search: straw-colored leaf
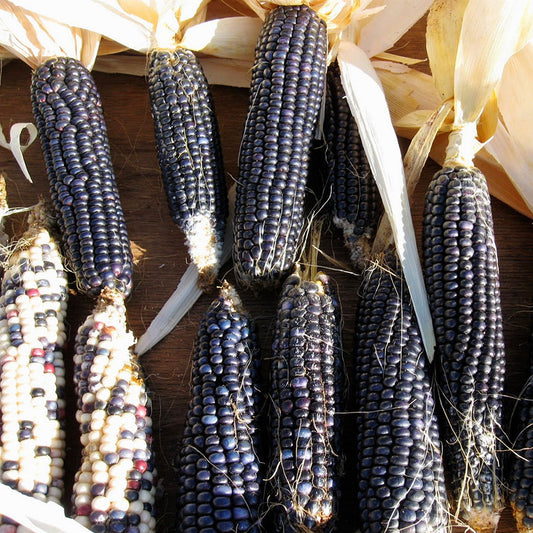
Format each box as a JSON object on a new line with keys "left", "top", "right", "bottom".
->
{"left": 498, "top": 43, "right": 533, "bottom": 165}
{"left": 376, "top": 64, "right": 440, "bottom": 124}
{"left": 337, "top": 39, "right": 435, "bottom": 361}
{"left": 358, "top": 0, "right": 432, "bottom": 59}
{"left": 486, "top": 121, "right": 533, "bottom": 216}
{"left": 7, "top": 0, "right": 152, "bottom": 53}
{"left": 0, "top": 121, "right": 38, "bottom": 183}
{"left": 0, "top": 483, "right": 92, "bottom": 533}
{"left": 403, "top": 99, "right": 453, "bottom": 197}
{"left": 426, "top": 0, "right": 468, "bottom": 102}
{"left": 180, "top": 16, "right": 261, "bottom": 60}
{"left": 374, "top": 51, "right": 424, "bottom": 66}
{"left": 0, "top": 1, "right": 101, "bottom": 68}
{"left": 454, "top": 0, "right": 533, "bottom": 127}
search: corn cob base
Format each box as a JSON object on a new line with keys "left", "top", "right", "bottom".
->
{"left": 31, "top": 56, "right": 133, "bottom": 298}
{"left": 353, "top": 254, "right": 449, "bottom": 533}
{"left": 174, "top": 283, "right": 262, "bottom": 532}
{"left": 72, "top": 288, "right": 156, "bottom": 533}
{"left": 422, "top": 166, "right": 505, "bottom": 532}
{"left": 0, "top": 205, "right": 68, "bottom": 528}
{"left": 268, "top": 269, "right": 344, "bottom": 532}
{"left": 148, "top": 48, "right": 227, "bottom": 290}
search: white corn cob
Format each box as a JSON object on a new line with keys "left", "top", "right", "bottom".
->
{"left": 0, "top": 203, "right": 68, "bottom": 530}
{"left": 72, "top": 288, "right": 156, "bottom": 533}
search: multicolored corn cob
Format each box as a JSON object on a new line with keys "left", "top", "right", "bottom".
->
{"left": 0, "top": 203, "right": 68, "bottom": 529}
{"left": 422, "top": 166, "right": 505, "bottom": 531}
{"left": 147, "top": 48, "right": 227, "bottom": 289}
{"left": 352, "top": 253, "right": 449, "bottom": 533}
{"left": 31, "top": 56, "right": 133, "bottom": 298}
{"left": 268, "top": 267, "right": 344, "bottom": 531}
{"left": 233, "top": 4, "right": 328, "bottom": 289}
{"left": 323, "top": 61, "right": 380, "bottom": 269}
{"left": 174, "top": 283, "right": 262, "bottom": 532}
{"left": 72, "top": 288, "right": 156, "bottom": 533}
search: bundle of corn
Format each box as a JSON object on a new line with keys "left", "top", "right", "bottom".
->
{"left": 0, "top": 2, "right": 135, "bottom": 299}
{"left": 323, "top": 60, "right": 381, "bottom": 270}
{"left": 72, "top": 288, "right": 156, "bottom": 533}
{"left": 398, "top": 1, "right": 533, "bottom": 530}
{"left": 352, "top": 251, "right": 449, "bottom": 533}
{"left": 174, "top": 283, "right": 262, "bottom": 532}
{"left": 0, "top": 200, "right": 69, "bottom": 529}
{"left": 265, "top": 221, "right": 344, "bottom": 531}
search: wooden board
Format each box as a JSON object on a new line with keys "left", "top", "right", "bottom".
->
{"left": 0, "top": 15, "right": 532, "bottom": 533}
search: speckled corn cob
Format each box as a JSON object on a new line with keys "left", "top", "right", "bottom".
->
{"left": 268, "top": 268, "right": 344, "bottom": 531}
{"left": 324, "top": 61, "right": 380, "bottom": 269}
{"left": 233, "top": 5, "right": 327, "bottom": 289}
{"left": 353, "top": 253, "right": 449, "bottom": 533}
{"left": 147, "top": 48, "right": 227, "bottom": 288}
{"left": 174, "top": 283, "right": 262, "bottom": 533}
{"left": 0, "top": 204, "right": 68, "bottom": 530}
{"left": 31, "top": 57, "right": 133, "bottom": 298}
{"left": 72, "top": 288, "right": 156, "bottom": 533}
{"left": 422, "top": 166, "right": 505, "bottom": 532}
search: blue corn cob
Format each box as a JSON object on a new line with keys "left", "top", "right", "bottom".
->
{"left": 233, "top": 5, "right": 328, "bottom": 289}
{"left": 174, "top": 283, "right": 262, "bottom": 532}
{"left": 268, "top": 268, "right": 344, "bottom": 531}
{"left": 422, "top": 166, "right": 505, "bottom": 532}
{"left": 30, "top": 57, "right": 133, "bottom": 298}
{"left": 324, "top": 61, "right": 381, "bottom": 269}
{"left": 508, "top": 318, "right": 533, "bottom": 533}
{"left": 147, "top": 48, "right": 227, "bottom": 288}
{"left": 352, "top": 253, "right": 449, "bottom": 533}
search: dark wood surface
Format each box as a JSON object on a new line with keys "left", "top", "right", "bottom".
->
{"left": 0, "top": 15, "right": 532, "bottom": 533}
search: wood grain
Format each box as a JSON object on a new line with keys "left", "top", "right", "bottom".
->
{"left": 0, "top": 15, "right": 531, "bottom": 533}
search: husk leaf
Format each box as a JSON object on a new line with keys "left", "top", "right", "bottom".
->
{"left": 426, "top": 0, "right": 468, "bottom": 102}
{"left": 338, "top": 40, "right": 435, "bottom": 361}
{"left": 358, "top": 0, "right": 432, "bottom": 59}
{"left": 453, "top": 0, "right": 533, "bottom": 130}
{"left": 8, "top": 0, "right": 209, "bottom": 52}
{"left": 0, "top": 121, "right": 38, "bottom": 182}
{"left": 0, "top": 483, "right": 92, "bottom": 533}
{"left": 180, "top": 16, "right": 261, "bottom": 60}
{"left": 0, "top": 0, "right": 101, "bottom": 69}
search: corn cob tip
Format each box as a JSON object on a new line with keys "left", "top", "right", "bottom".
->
{"left": 185, "top": 214, "right": 222, "bottom": 290}
{"left": 459, "top": 506, "right": 502, "bottom": 533}
{"left": 513, "top": 503, "right": 533, "bottom": 533}
{"left": 332, "top": 216, "right": 373, "bottom": 270}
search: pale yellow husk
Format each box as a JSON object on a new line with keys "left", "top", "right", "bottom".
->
{"left": 376, "top": 62, "right": 533, "bottom": 218}
{"left": 0, "top": 0, "right": 101, "bottom": 68}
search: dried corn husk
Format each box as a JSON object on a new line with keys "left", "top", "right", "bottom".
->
{"left": 377, "top": 63, "right": 533, "bottom": 218}
{"left": 394, "top": 0, "right": 533, "bottom": 213}
{"left": 0, "top": 0, "right": 101, "bottom": 69}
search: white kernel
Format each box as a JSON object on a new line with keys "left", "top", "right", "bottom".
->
{"left": 74, "top": 493, "right": 91, "bottom": 507}
{"left": 92, "top": 470, "right": 109, "bottom": 484}
{"left": 91, "top": 495, "right": 111, "bottom": 512}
